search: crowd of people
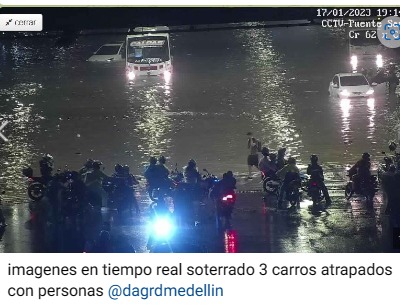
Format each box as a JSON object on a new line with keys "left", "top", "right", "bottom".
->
{"left": 245, "top": 132, "right": 394, "bottom": 210}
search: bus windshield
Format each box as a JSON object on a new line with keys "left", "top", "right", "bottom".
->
{"left": 126, "top": 36, "right": 169, "bottom": 64}
{"left": 349, "top": 30, "right": 381, "bottom": 46}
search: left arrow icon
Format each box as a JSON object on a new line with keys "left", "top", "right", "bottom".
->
{"left": 0, "top": 121, "right": 9, "bottom": 142}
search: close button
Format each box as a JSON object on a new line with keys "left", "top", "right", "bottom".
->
{"left": 0, "top": 14, "right": 43, "bottom": 31}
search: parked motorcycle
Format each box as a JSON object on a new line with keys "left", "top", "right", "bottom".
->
{"left": 345, "top": 174, "right": 378, "bottom": 204}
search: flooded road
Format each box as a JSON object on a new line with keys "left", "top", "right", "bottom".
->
{"left": 0, "top": 25, "right": 399, "bottom": 252}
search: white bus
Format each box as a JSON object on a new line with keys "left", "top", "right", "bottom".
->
{"left": 125, "top": 26, "right": 172, "bottom": 82}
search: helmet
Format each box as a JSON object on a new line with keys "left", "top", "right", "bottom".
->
{"left": 287, "top": 157, "right": 296, "bottom": 165}
{"left": 122, "top": 165, "right": 130, "bottom": 175}
{"left": 188, "top": 159, "right": 196, "bottom": 168}
{"left": 159, "top": 155, "right": 166, "bottom": 164}
{"left": 269, "top": 153, "right": 277, "bottom": 161}
{"left": 226, "top": 171, "right": 233, "bottom": 177}
{"left": 362, "top": 152, "right": 370, "bottom": 160}
{"left": 310, "top": 154, "right": 318, "bottom": 163}
{"left": 114, "top": 163, "right": 123, "bottom": 174}
{"left": 389, "top": 142, "right": 397, "bottom": 152}
{"left": 92, "top": 160, "right": 103, "bottom": 169}
{"left": 261, "top": 147, "right": 269, "bottom": 156}
{"left": 84, "top": 159, "right": 94, "bottom": 168}
{"left": 42, "top": 153, "right": 54, "bottom": 162}
{"left": 278, "top": 147, "right": 286, "bottom": 155}
{"left": 149, "top": 157, "right": 157, "bottom": 165}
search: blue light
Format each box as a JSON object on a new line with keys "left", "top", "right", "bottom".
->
{"left": 153, "top": 217, "right": 174, "bottom": 238}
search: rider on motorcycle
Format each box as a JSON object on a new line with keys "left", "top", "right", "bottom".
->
{"left": 144, "top": 157, "right": 159, "bottom": 197}
{"left": 39, "top": 153, "right": 53, "bottom": 181}
{"left": 348, "top": 152, "right": 372, "bottom": 192}
{"left": 210, "top": 171, "right": 237, "bottom": 200}
{"left": 276, "top": 157, "right": 300, "bottom": 209}
{"left": 183, "top": 159, "right": 202, "bottom": 201}
{"left": 258, "top": 147, "right": 270, "bottom": 176}
{"left": 79, "top": 159, "right": 94, "bottom": 178}
{"left": 277, "top": 148, "right": 287, "bottom": 170}
{"left": 184, "top": 159, "right": 202, "bottom": 184}
{"left": 84, "top": 160, "right": 107, "bottom": 208}
{"left": 306, "top": 154, "right": 332, "bottom": 205}
{"left": 157, "top": 155, "right": 171, "bottom": 188}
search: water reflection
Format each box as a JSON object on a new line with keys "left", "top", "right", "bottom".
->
{"left": 127, "top": 82, "right": 173, "bottom": 163}
{"left": 367, "top": 98, "right": 376, "bottom": 140}
{"left": 340, "top": 99, "right": 352, "bottom": 144}
{"left": 234, "top": 29, "right": 303, "bottom": 158}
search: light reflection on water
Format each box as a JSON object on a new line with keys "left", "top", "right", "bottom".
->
{"left": 234, "top": 29, "right": 303, "bottom": 159}
{"left": 0, "top": 28, "right": 397, "bottom": 252}
{"left": 127, "top": 81, "right": 174, "bottom": 163}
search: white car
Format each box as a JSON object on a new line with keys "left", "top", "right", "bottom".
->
{"left": 328, "top": 73, "right": 376, "bottom": 99}
{"left": 88, "top": 43, "right": 124, "bottom": 62}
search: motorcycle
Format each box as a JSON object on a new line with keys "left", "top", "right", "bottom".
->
{"left": 261, "top": 171, "right": 280, "bottom": 197}
{"left": 285, "top": 178, "right": 302, "bottom": 208}
{"left": 304, "top": 175, "right": 324, "bottom": 206}
{"left": 378, "top": 151, "right": 400, "bottom": 182}
{"left": 103, "top": 175, "right": 138, "bottom": 214}
{"left": 58, "top": 170, "right": 87, "bottom": 217}
{"left": 147, "top": 200, "right": 176, "bottom": 250}
{"left": 22, "top": 167, "right": 50, "bottom": 201}
{"left": 201, "top": 169, "right": 219, "bottom": 198}
{"left": 344, "top": 174, "right": 378, "bottom": 204}
{"left": 215, "top": 190, "right": 236, "bottom": 231}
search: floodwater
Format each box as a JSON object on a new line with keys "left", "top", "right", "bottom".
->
{"left": 0, "top": 25, "right": 399, "bottom": 252}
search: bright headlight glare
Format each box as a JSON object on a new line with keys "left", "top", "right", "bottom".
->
{"left": 153, "top": 217, "right": 173, "bottom": 238}
{"left": 164, "top": 70, "right": 172, "bottom": 82}
{"left": 127, "top": 71, "right": 135, "bottom": 80}
{"left": 366, "top": 89, "right": 374, "bottom": 95}
{"left": 340, "top": 90, "right": 350, "bottom": 96}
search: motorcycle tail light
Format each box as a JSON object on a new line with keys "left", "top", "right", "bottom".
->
{"left": 222, "top": 194, "right": 234, "bottom": 201}
{"left": 311, "top": 182, "right": 318, "bottom": 186}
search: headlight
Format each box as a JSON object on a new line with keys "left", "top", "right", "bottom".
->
{"left": 340, "top": 89, "right": 350, "bottom": 97}
{"left": 376, "top": 54, "right": 383, "bottom": 68}
{"left": 127, "top": 71, "right": 135, "bottom": 80}
{"left": 366, "top": 89, "right": 374, "bottom": 95}
{"left": 164, "top": 70, "right": 172, "bottom": 83}
{"left": 153, "top": 217, "right": 173, "bottom": 238}
{"left": 351, "top": 55, "right": 358, "bottom": 70}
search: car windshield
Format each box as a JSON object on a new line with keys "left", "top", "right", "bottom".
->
{"left": 340, "top": 75, "right": 369, "bottom": 86}
{"left": 95, "top": 45, "right": 120, "bottom": 55}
